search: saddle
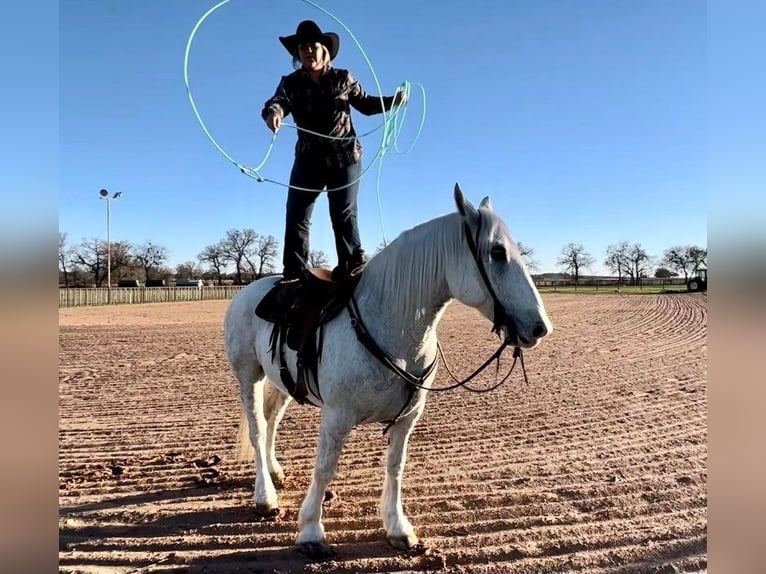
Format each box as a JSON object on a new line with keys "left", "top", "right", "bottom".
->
{"left": 255, "top": 267, "right": 362, "bottom": 404}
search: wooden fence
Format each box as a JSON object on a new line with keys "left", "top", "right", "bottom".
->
{"left": 59, "top": 286, "right": 245, "bottom": 308}
{"left": 535, "top": 277, "right": 688, "bottom": 290}
{"left": 60, "top": 277, "right": 691, "bottom": 308}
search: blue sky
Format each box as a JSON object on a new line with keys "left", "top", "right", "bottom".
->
{"left": 56, "top": 0, "right": 708, "bottom": 275}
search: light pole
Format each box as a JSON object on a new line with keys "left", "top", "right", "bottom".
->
{"left": 99, "top": 189, "right": 122, "bottom": 303}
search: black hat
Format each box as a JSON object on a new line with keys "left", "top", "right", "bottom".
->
{"left": 279, "top": 20, "right": 339, "bottom": 60}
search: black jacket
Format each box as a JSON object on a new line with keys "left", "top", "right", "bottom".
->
{"left": 262, "top": 67, "right": 394, "bottom": 169}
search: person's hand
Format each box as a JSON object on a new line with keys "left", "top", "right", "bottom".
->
{"left": 393, "top": 90, "right": 408, "bottom": 106}
{"left": 266, "top": 112, "right": 282, "bottom": 133}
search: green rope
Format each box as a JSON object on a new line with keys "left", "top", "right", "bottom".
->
{"left": 183, "top": 0, "right": 426, "bottom": 243}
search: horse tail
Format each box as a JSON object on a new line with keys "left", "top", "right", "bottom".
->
{"left": 236, "top": 406, "right": 255, "bottom": 462}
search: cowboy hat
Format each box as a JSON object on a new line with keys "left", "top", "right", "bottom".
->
{"left": 279, "top": 20, "right": 340, "bottom": 60}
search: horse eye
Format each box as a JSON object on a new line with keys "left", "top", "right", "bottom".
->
{"left": 490, "top": 245, "right": 507, "bottom": 260}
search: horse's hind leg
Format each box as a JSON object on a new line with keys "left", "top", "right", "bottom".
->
{"left": 235, "top": 361, "right": 279, "bottom": 514}
{"left": 263, "top": 383, "right": 291, "bottom": 488}
{"left": 382, "top": 404, "right": 425, "bottom": 551}
{"left": 296, "top": 409, "right": 354, "bottom": 558}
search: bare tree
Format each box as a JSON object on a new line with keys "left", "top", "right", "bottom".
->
{"left": 70, "top": 238, "right": 107, "bottom": 286}
{"left": 58, "top": 232, "right": 71, "bottom": 287}
{"left": 70, "top": 238, "right": 131, "bottom": 286}
{"left": 604, "top": 241, "right": 630, "bottom": 285}
{"left": 221, "top": 229, "right": 258, "bottom": 284}
{"left": 254, "top": 235, "right": 279, "bottom": 277}
{"left": 626, "top": 243, "right": 653, "bottom": 285}
{"left": 175, "top": 261, "right": 199, "bottom": 280}
{"left": 109, "top": 241, "right": 134, "bottom": 282}
{"left": 557, "top": 243, "right": 595, "bottom": 286}
{"left": 132, "top": 242, "right": 168, "bottom": 282}
{"left": 515, "top": 241, "right": 540, "bottom": 271}
{"left": 198, "top": 242, "right": 228, "bottom": 285}
{"left": 661, "top": 245, "right": 695, "bottom": 282}
{"left": 688, "top": 245, "right": 707, "bottom": 274}
{"left": 308, "top": 249, "right": 330, "bottom": 269}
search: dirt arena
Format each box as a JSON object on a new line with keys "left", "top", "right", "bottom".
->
{"left": 59, "top": 293, "right": 707, "bottom": 574}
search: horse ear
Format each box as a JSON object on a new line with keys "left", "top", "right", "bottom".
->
{"left": 454, "top": 183, "right": 477, "bottom": 218}
{"left": 479, "top": 196, "right": 492, "bottom": 210}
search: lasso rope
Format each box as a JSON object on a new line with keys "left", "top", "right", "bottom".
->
{"left": 183, "top": 0, "right": 426, "bottom": 244}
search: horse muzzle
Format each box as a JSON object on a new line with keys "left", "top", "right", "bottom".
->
{"left": 499, "top": 320, "right": 549, "bottom": 349}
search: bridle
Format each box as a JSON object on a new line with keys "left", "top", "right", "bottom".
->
{"left": 462, "top": 213, "right": 517, "bottom": 343}
{"left": 346, "top": 210, "right": 529, "bottom": 433}
{"left": 440, "top": 214, "right": 528, "bottom": 390}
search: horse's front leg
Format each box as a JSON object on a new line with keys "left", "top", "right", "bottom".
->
{"left": 382, "top": 401, "right": 424, "bottom": 551}
{"left": 296, "top": 409, "right": 353, "bottom": 558}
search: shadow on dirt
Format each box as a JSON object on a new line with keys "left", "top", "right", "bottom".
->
{"left": 60, "top": 484, "right": 445, "bottom": 573}
{"left": 156, "top": 539, "right": 443, "bottom": 574}
{"left": 61, "top": 486, "right": 219, "bottom": 516}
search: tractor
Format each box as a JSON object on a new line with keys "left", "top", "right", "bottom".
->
{"left": 687, "top": 268, "right": 707, "bottom": 292}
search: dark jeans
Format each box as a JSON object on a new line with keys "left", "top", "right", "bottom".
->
{"left": 283, "top": 157, "right": 364, "bottom": 279}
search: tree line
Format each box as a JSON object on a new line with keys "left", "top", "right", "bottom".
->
{"left": 59, "top": 230, "right": 706, "bottom": 288}
{"left": 58, "top": 230, "right": 329, "bottom": 287}
{"left": 555, "top": 242, "right": 707, "bottom": 285}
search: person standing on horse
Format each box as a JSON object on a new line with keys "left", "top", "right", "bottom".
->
{"left": 262, "top": 20, "right": 406, "bottom": 283}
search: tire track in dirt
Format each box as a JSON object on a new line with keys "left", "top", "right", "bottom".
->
{"left": 59, "top": 294, "right": 707, "bottom": 573}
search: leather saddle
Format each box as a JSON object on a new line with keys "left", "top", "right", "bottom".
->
{"left": 255, "top": 267, "right": 362, "bottom": 404}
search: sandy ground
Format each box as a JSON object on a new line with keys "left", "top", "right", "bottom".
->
{"left": 59, "top": 293, "right": 707, "bottom": 573}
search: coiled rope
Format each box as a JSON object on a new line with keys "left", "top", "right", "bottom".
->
{"left": 183, "top": 0, "right": 425, "bottom": 244}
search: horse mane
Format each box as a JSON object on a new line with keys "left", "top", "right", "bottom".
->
{"left": 360, "top": 212, "right": 463, "bottom": 327}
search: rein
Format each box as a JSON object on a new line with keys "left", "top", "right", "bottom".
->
{"left": 349, "top": 294, "right": 511, "bottom": 393}
{"left": 347, "top": 213, "right": 529, "bottom": 432}
{"left": 347, "top": 295, "right": 438, "bottom": 388}
{"left": 437, "top": 342, "right": 529, "bottom": 393}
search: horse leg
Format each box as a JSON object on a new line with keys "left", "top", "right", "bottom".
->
{"left": 296, "top": 409, "right": 353, "bottom": 558}
{"left": 263, "top": 383, "right": 291, "bottom": 489}
{"left": 382, "top": 405, "right": 424, "bottom": 551}
{"left": 237, "top": 363, "right": 279, "bottom": 515}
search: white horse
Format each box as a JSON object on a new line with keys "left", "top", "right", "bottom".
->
{"left": 224, "top": 184, "right": 552, "bottom": 557}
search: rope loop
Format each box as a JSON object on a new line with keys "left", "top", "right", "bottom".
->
{"left": 184, "top": 0, "right": 425, "bottom": 185}
{"left": 183, "top": 0, "right": 426, "bottom": 243}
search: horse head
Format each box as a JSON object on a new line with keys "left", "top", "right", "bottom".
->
{"left": 449, "top": 184, "right": 553, "bottom": 349}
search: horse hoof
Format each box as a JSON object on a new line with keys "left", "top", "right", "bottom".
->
{"left": 254, "top": 504, "right": 280, "bottom": 520}
{"left": 298, "top": 541, "right": 336, "bottom": 560}
{"left": 388, "top": 534, "right": 423, "bottom": 554}
{"left": 270, "top": 472, "right": 286, "bottom": 489}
